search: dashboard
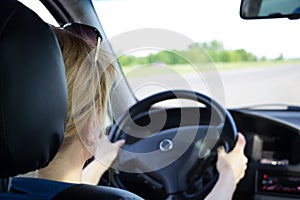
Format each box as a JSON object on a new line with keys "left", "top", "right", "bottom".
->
{"left": 230, "top": 109, "right": 300, "bottom": 200}
{"left": 104, "top": 106, "right": 300, "bottom": 200}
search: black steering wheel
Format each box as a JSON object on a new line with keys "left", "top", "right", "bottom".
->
{"left": 108, "top": 90, "right": 237, "bottom": 200}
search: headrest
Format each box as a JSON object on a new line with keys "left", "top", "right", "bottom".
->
{"left": 0, "top": 1, "right": 68, "bottom": 178}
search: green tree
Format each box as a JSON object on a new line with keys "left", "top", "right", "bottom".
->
{"left": 275, "top": 53, "right": 284, "bottom": 61}
{"left": 118, "top": 40, "right": 261, "bottom": 67}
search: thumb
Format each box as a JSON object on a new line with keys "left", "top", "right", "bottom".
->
{"left": 234, "top": 132, "right": 246, "bottom": 153}
{"left": 113, "top": 139, "right": 126, "bottom": 148}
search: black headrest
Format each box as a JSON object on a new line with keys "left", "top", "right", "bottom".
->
{"left": 0, "top": 1, "right": 67, "bottom": 178}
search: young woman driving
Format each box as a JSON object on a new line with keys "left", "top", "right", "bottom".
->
{"left": 39, "top": 23, "right": 247, "bottom": 200}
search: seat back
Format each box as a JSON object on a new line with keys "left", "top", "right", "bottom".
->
{"left": 0, "top": 0, "right": 67, "bottom": 181}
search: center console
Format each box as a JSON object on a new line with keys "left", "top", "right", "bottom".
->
{"left": 256, "top": 170, "right": 300, "bottom": 199}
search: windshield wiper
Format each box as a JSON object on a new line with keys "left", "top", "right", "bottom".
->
{"left": 237, "top": 103, "right": 300, "bottom": 111}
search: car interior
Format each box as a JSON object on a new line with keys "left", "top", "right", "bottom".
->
{"left": 0, "top": 1, "right": 142, "bottom": 199}
{"left": 1, "top": 0, "right": 300, "bottom": 200}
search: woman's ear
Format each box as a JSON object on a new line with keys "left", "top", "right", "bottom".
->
{"left": 84, "top": 113, "right": 96, "bottom": 147}
{"left": 82, "top": 108, "right": 102, "bottom": 150}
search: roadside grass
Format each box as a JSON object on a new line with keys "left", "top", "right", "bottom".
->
{"left": 214, "top": 59, "right": 300, "bottom": 70}
{"left": 121, "top": 59, "right": 300, "bottom": 77}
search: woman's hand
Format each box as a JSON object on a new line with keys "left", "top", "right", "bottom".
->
{"left": 205, "top": 132, "right": 248, "bottom": 200}
{"left": 216, "top": 132, "right": 248, "bottom": 185}
{"left": 94, "top": 135, "right": 125, "bottom": 168}
{"left": 82, "top": 136, "right": 125, "bottom": 185}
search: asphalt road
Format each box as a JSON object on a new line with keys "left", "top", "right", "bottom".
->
{"left": 218, "top": 63, "right": 300, "bottom": 108}
{"left": 126, "top": 62, "right": 300, "bottom": 108}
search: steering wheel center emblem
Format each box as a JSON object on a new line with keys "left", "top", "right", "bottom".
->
{"left": 159, "top": 139, "right": 173, "bottom": 152}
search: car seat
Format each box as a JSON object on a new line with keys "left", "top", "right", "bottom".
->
{"left": 0, "top": 1, "right": 142, "bottom": 199}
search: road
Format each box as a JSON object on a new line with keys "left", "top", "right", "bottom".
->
{"left": 218, "top": 63, "right": 300, "bottom": 108}
{"left": 125, "top": 62, "right": 300, "bottom": 108}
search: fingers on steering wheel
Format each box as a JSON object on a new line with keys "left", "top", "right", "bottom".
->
{"left": 217, "top": 146, "right": 226, "bottom": 155}
{"left": 113, "top": 139, "right": 126, "bottom": 148}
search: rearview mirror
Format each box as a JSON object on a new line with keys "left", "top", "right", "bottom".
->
{"left": 240, "top": 0, "right": 300, "bottom": 20}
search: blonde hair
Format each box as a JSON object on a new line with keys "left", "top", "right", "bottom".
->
{"left": 53, "top": 28, "right": 115, "bottom": 148}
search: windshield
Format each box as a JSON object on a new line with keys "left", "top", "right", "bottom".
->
{"left": 92, "top": 0, "right": 300, "bottom": 108}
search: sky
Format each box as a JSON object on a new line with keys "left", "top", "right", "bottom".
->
{"left": 19, "top": 0, "right": 300, "bottom": 59}
{"left": 93, "top": 0, "right": 300, "bottom": 59}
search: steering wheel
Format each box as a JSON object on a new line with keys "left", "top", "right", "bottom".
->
{"left": 108, "top": 90, "right": 237, "bottom": 199}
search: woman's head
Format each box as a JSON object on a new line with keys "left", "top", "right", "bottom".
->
{"left": 53, "top": 26, "right": 115, "bottom": 155}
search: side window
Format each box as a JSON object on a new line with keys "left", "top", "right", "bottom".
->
{"left": 18, "top": 0, "right": 58, "bottom": 26}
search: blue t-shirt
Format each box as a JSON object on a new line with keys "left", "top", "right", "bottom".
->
{"left": 0, "top": 177, "right": 75, "bottom": 200}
